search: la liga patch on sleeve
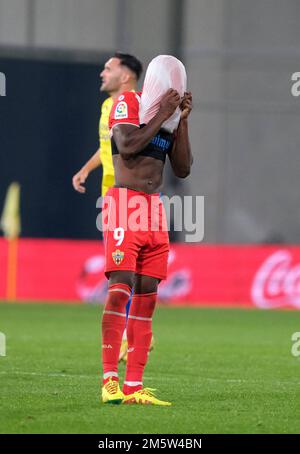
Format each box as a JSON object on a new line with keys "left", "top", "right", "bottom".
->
{"left": 114, "top": 101, "right": 128, "bottom": 119}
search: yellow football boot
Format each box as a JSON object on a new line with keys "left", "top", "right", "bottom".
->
{"left": 123, "top": 388, "right": 171, "bottom": 406}
{"left": 102, "top": 377, "right": 124, "bottom": 404}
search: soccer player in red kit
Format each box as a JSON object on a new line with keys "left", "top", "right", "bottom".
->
{"left": 101, "top": 82, "right": 193, "bottom": 405}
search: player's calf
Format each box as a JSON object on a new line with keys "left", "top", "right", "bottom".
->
{"left": 102, "top": 282, "right": 132, "bottom": 384}
{"left": 123, "top": 291, "right": 156, "bottom": 395}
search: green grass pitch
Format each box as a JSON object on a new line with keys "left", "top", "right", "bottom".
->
{"left": 1, "top": 302, "right": 300, "bottom": 434}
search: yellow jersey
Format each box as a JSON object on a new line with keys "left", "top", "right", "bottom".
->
{"left": 99, "top": 97, "right": 114, "bottom": 196}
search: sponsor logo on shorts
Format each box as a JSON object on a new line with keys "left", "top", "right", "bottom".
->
{"left": 112, "top": 249, "right": 125, "bottom": 265}
{"left": 114, "top": 101, "right": 128, "bottom": 119}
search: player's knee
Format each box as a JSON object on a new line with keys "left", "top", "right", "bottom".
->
{"left": 108, "top": 270, "right": 134, "bottom": 289}
{"left": 105, "top": 280, "right": 133, "bottom": 312}
{"left": 134, "top": 274, "right": 159, "bottom": 294}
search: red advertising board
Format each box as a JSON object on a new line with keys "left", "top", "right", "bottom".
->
{"left": 1, "top": 238, "right": 300, "bottom": 308}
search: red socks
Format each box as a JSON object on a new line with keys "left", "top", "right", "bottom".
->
{"left": 123, "top": 292, "right": 157, "bottom": 395}
{"left": 102, "top": 283, "right": 131, "bottom": 383}
{"left": 102, "top": 287, "right": 157, "bottom": 393}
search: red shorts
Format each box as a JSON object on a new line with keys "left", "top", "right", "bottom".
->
{"left": 102, "top": 187, "right": 169, "bottom": 280}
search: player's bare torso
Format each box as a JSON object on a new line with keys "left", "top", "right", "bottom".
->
{"left": 112, "top": 154, "right": 164, "bottom": 194}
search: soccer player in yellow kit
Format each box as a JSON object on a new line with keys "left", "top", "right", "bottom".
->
{"left": 73, "top": 53, "right": 142, "bottom": 198}
{"left": 72, "top": 53, "right": 144, "bottom": 361}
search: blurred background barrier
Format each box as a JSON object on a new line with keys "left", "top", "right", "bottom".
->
{"left": 0, "top": 56, "right": 106, "bottom": 239}
{"left": 1, "top": 237, "right": 300, "bottom": 308}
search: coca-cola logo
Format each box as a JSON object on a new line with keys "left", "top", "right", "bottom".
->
{"left": 251, "top": 250, "right": 300, "bottom": 309}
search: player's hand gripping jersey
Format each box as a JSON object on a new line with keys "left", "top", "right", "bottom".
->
{"left": 139, "top": 55, "right": 187, "bottom": 133}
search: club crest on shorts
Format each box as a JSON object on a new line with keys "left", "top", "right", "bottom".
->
{"left": 112, "top": 249, "right": 124, "bottom": 265}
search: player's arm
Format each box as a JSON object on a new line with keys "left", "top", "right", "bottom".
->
{"left": 168, "top": 92, "right": 193, "bottom": 178}
{"left": 72, "top": 148, "right": 102, "bottom": 193}
{"left": 112, "top": 89, "right": 181, "bottom": 160}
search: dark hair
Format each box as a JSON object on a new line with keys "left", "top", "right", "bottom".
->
{"left": 114, "top": 52, "right": 143, "bottom": 80}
